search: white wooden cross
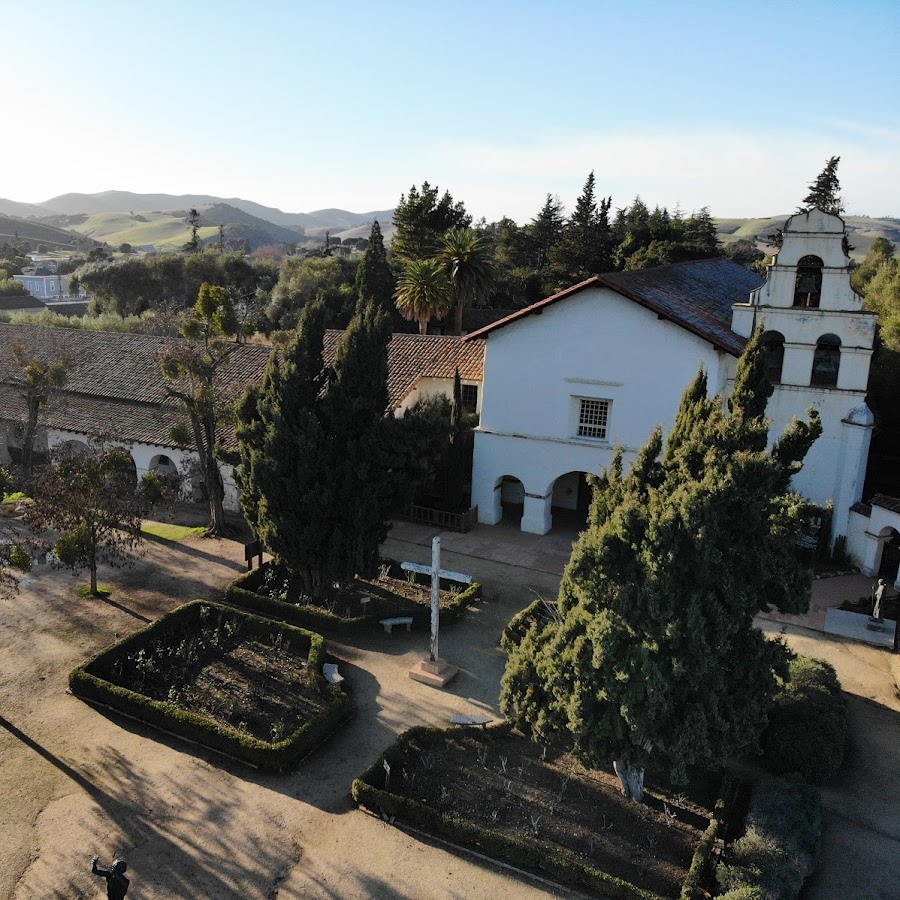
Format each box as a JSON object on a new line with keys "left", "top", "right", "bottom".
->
{"left": 401, "top": 535, "right": 472, "bottom": 663}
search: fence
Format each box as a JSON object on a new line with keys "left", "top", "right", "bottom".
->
{"left": 399, "top": 504, "right": 478, "bottom": 533}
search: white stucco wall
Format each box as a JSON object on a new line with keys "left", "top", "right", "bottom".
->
{"left": 395, "top": 376, "right": 483, "bottom": 417}
{"left": 846, "top": 504, "right": 900, "bottom": 589}
{"left": 471, "top": 285, "right": 734, "bottom": 533}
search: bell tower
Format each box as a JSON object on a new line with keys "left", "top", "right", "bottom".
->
{"left": 731, "top": 209, "right": 877, "bottom": 542}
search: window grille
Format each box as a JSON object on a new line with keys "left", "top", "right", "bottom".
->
{"left": 578, "top": 398, "right": 610, "bottom": 439}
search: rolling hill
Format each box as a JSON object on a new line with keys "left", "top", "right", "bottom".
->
{"left": 0, "top": 214, "right": 99, "bottom": 251}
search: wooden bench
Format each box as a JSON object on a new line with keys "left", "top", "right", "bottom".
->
{"left": 380, "top": 616, "right": 413, "bottom": 633}
{"left": 322, "top": 663, "right": 345, "bottom": 685}
{"left": 451, "top": 713, "right": 493, "bottom": 728}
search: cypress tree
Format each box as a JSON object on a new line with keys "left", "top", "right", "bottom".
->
{"left": 236, "top": 299, "right": 395, "bottom": 601}
{"left": 800, "top": 156, "right": 844, "bottom": 215}
{"left": 354, "top": 220, "right": 394, "bottom": 314}
{"left": 501, "top": 343, "right": 822, "bottom": 801}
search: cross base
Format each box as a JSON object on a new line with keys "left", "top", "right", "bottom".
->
{"left": 408, "top": 656, "right": 459, "bottom": 688}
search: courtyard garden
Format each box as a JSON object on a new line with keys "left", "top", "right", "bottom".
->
{"left": 69, "top": 600, "right": 351, "bottom": 769}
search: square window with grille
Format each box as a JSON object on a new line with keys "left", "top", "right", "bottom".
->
{"left": 577, "top": 398, "right": 610, "bottom": 439}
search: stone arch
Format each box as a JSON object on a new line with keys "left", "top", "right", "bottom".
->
{"left": 498, "top": 475, "right": 524, "bottom": 525}
{"left": 550, "top": 470, "right": 593, "bottom": 531}
{"left": 811, "top": 333, "right": 841, "bottom": 387}
{"left": 761, "top": 330, "right": 785, "bottom": 383}
{"left": 876, "top": 526, "right": 900, "bottom": 585}
{"left": 793, "top": 255, "right": 823, "bottom": 308}
{"left": 149, "top": 453, "right": 178, "bottom": 475}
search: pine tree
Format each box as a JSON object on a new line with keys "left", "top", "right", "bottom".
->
{"left": 547, "top": 172, "right": 612, "bottom": 290}
{"left": 800, "top": 156, "right": 844, "bottom": 215}
{"left": 501, "top": 327, "right": 822, "bottom": 801}
{"left": 237, "top": 299, "right": 396, "bottom": 601}
{"left": 528, "top": 194, "right": 565, "bottom": 272}
{"left": 392, "top": 182, "right": 471, "bottom": 261}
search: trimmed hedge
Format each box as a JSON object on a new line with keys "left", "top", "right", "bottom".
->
{"left": 69, "top": 600, "right": 352, "bottom": 770}
{"left": 761, "top": 655, "right": 848, "bottom": 784}
{"left": 225, "top": 558, "right": 481, "bottom": 633}
{"left": 680, "top": 796, "right": 727, "bottom": 900}
{"left": 351, "top": 724, "right": 663, "bottom": 900}
{"left": 716, "top": 775, "right": 821, "bottom": 900}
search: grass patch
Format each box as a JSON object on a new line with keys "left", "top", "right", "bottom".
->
{"left": 75, "top": 584, "right": 112, "bottom": 599}
{"left": 141, "top": 521, "right": 206, "bottom": 542}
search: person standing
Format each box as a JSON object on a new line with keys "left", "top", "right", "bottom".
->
{"left": 91, "top": 856, "right": 130, "bottom": 899}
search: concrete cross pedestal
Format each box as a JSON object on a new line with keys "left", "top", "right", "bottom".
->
{"left": 403, "top": 535, "right": 472, "bottom": 689}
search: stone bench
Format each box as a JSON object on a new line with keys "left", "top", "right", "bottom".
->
{"left": 380, "top": 616, "right": 413, "bottom": 634}
{"left": 450, "top": 713, "right": 493, "bottom": 728}
{"left": 322, "top": 663, "right": 344, "bottom": 685}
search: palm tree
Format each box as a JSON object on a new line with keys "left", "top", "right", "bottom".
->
{"left": 394, "top": 258, "right": 454, "bottom": 335}
{"left": 439, "top": 227, "right": 496, "bottom": 335}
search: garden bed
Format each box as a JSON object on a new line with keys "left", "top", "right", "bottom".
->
{"left": 69, "top": 600, "right": 352, "bottom": 770}
{"left": 225, "top": 558, "right": 481, "bottom": 632}
{"left": 352, "top": 725, "right": 720, "bottom": 899}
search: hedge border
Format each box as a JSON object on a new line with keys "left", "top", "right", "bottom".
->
{"left": 69, "top": 600, "right": 353, "bottom": 770}
{"left": 351, "top": 724, "right": 663, "bottom": 900}
{"left": 225, "top": 558, "right": 482, "bottom": 633}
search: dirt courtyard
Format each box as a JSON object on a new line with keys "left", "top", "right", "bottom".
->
{"left": 0, "top": 521, "right": 567, "bottom": 899}
{"left": 2, "top": 515, "right": 899, "bottom": 899}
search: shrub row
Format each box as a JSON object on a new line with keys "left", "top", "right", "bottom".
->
{"left": 351, "top": 724, "right": 662, "bottom": 900}
{"left": 225, "top": 558, "right": 481, "bottom": 633}
{"left": 69, "top": 600, "right": 353, "bottom": 770}
{"left": 680, "top": 796, "right": 727, "bottom": 900}
{"left": 716, "top": 775, "right": 821, "bottom": 900}
{"left": 761, "top": 655, "right": 848, "bottom": 784}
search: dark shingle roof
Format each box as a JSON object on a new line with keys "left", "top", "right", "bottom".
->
{"left": 0, "top": 295, "right": 45, "bottom": 311}
{"left": 464, "top": 259, "right": 763, "bottom": 356}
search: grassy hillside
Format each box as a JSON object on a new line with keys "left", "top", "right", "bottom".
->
{"left": 0, "top": 214, "right": 98, "bottom": 250}
{"left": 715, "top": 215, "right": 900, "bottom": 260}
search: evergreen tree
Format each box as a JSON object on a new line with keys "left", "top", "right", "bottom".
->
{"left": 800, "top": 156, "right": 844, "bottom": 215}
{"left": 547, "top": 172, "right": 612, "bottom": 289}
{"left": 183, "top": 208, "right": 201, "bottom": 254}
{"left": 392, "top": 182, "right": 471, "bottom": 261}
{"left": 501, "top": 328, "right": 822, "bottom": 801}
{"left": 528, "top": 194, "right": 565, "bottom": 272}
{"left": 354, "top": 220, "right": 395, "bottom": 315}
{"left": 237, "top": 299, "right": 396, "bottom": 601}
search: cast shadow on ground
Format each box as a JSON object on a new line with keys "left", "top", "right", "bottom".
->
{"left": 1, "top": 714, "right": 297, "bottom": 898}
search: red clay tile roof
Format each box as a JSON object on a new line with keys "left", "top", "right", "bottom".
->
{"left": 464, "top": 259, "right": 763, "bottom": 356}
{"left": 324, "top": 330, "right": 484, "bottom": 409}
{"left": 0, "top": 323, "right": 485, "bottom": 447}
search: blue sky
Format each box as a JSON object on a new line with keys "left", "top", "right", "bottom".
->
{"left": 5, "top": 0, "right": 899, "bottom": 222}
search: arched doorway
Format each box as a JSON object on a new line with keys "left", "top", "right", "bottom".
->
{"left": 499, "top": 475, "right": 524, "bottom": 525}
{"left": 877, "top": 527, "right": 900, "bottom": 585}
{"left": 551, "top": 471, "right": 592, "bottom": 531}
{"left": 149, "top": 453, "right": 178, "bottom": 476}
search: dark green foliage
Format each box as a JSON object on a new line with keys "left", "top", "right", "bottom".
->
{"left": 394, "top": 257, "right": 454, "bottom": 334}
{"left": 681, "top": 797, "right": 727, "bottom": 900}
{"left": 354, "top": 220, "right": 394, "bottom": 315}
{"left": 547, "top": 172, "right": 613, "bottom": 289}
{"left": 728, "top": 326, "right": 774, "bottom": 423}
{"left": 69, "top": 600, "right": 352, "bottom": 770}
{"left": 445, "top": 370, "right": 467, "bottom": 511}
{"left": 761, "top": 656, "right": 847, "bottom": 783}
{"left": 237, "top": 299, "right": 400, "bottom": 601}
{"left": 391, "top": 182, "right": 471, "bottom": 261}
{"left": 800, "top": 156, "right": 844, "bottom": 216}
{"left": 77, "top": 250, "right": 275, "bottom": 319}
{"left": 716, "top": 776, "right": 821, "bottom": 900}
{"left": 438, "top": 227, "right": 496, "bottom": 334}
{"left": 501, "top": 336, "right": 822, "bottom": 789}
{"left": 267, "top": 253, "right": 358, "bottom": 330}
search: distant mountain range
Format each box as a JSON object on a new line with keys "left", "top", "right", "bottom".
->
{"left": 1, "top": 190, "right": 898, "bottom": 259}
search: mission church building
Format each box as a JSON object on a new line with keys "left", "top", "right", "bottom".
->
{"left": 467, "top": 209, "right": 877, "bottom": 558}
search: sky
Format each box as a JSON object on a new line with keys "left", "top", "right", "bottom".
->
{"left": 4, "top": 0, "right": 899, "bottom": 223}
